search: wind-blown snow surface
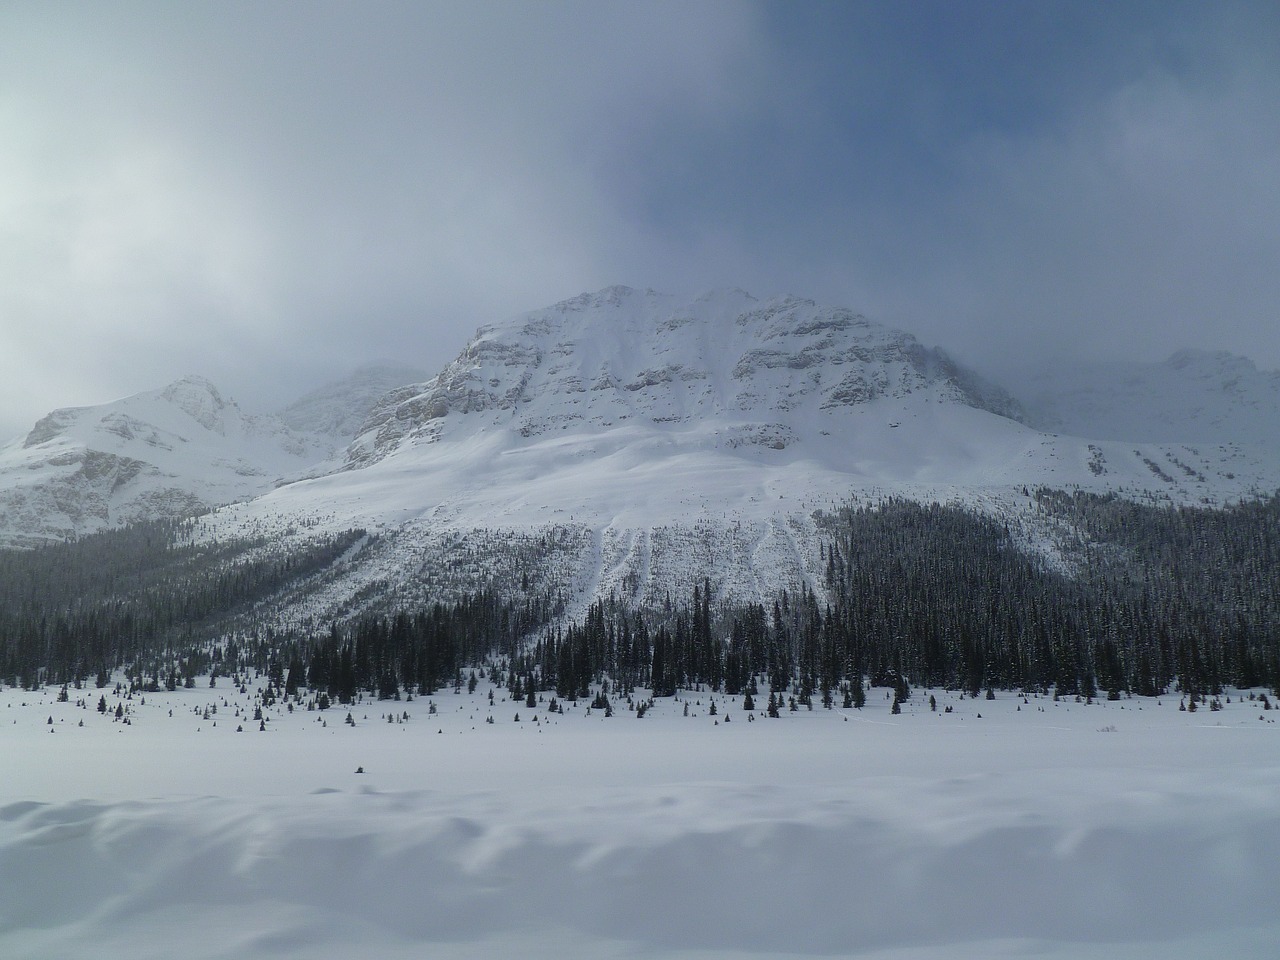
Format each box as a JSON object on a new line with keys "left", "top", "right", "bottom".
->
{"left": 3, "top": 679, "right": 1278, "bottom": 959}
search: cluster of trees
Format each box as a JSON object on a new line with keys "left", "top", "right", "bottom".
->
{"left": 500, "top": 494, "right": 1280, "bottom": 704}
{"left": 289, "top": 593, "right": 548, "bottom": 703}
{"left": 512, "top": 584, "right": 726, "bottom": 701}
{"left": 2, "top": 492, "right": 1277, "bottom": 704}
{"left": 0, "top": 520, "right": 366, "bottom": 689}
{"left": 1030, "top": 490, "right": 1280, "bottom": 697}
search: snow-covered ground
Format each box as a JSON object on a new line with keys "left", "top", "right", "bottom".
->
{"left": 3, "top": 677, "right": 1277, "bottom": 959}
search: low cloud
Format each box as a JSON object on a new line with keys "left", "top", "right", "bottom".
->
{"left": 1, "top": 2, "right": 1275, "bottom": 439}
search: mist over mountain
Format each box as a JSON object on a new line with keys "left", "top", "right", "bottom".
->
{"left": 1004, "top": 349, "right": 1280, "bottom": 445}
{"left": 280, "top": 364, "right": 429, "bottom": 444}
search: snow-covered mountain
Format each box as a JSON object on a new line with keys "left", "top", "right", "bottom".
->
{"left": 1007, "top": 349, "right": 1280, "bottom": 445}
{"left": 6, "top": 286, "right": 1276, "bottom": 618}
{"left": 0, "top": 369, "right": 422, "bottom": 547}
{"left": 198, "top": 287, "right": 1280, "bottom": 625}
{"left": 345, "top": 286, "right": 1024, "bottom": 467}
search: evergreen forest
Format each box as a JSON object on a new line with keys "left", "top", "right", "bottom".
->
{"left": 2, "top": 491, "right": 1277, "bottom": 707}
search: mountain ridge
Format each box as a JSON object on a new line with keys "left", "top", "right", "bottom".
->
{"left": 344, "top": 286, "right": 1026, "bottom": 468}
{"left": 0, "top": 368, "right": 422, "bottom": 547}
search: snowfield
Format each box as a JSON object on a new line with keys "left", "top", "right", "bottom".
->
{"left": 3, "top": 677, "right": 1277, "bottom": 959}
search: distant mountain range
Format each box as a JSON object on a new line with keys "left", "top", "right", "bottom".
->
{"left": 0, "top": 366, "right": 423, "bottom": 547}
{"left": 2, "top": 286, "right": 1276, "bottom": 621}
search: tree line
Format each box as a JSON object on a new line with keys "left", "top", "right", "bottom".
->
{"left": 500, "top": 493, "right": 1280, "bottom": 705}
{"left": 2, "top": 492, "right": 1277, "bottom": 704}
{"left": 0, "top": 520, "right": 366, "bottom": 689}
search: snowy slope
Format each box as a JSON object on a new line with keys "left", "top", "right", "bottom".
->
{"left": 198, "top": 288, "right": 1280, "bottom": 625}
{"left": 0, "top": 368, "right": 422, "bottom": 547}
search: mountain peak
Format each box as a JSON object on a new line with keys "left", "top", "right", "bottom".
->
{"left": 2, "top": 369, "right": 385, "bottom": 547}
{"left": 550, "top": 285, "right": 660, "bottom": 314}
{"left": 158, "top": 375, "right": 231, "bottom": 432}
{"left": 22, "top": 408, "right": 79, "bottom": 449}
{"left": 346, "top": 289, "right": 1024, "bottom": 466}
{"left": 190, "top": 290, "right": 1280, "bottom": 616}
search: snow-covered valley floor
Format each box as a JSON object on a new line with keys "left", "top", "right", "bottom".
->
{"left": 3, "top": 678, "right": 1277, "bottom": 959}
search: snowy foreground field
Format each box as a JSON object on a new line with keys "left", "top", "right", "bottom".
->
{"left": 3, "top": 678, "right": 1278, "bottom": 960}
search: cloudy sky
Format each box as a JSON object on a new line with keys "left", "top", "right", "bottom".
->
{"left": 2, "top": 0, "right": 1277, "bottom": 439}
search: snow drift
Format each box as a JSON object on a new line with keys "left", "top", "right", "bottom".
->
{"left": 3, "top": 679, "right": 1278, "bottom": 960}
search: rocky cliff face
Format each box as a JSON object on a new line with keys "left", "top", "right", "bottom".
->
{"left": 346, "top": 286, "right": 1024, "bottom": 466}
